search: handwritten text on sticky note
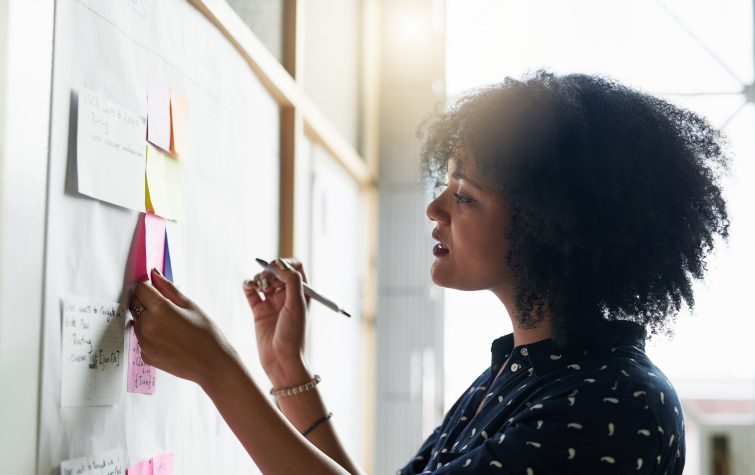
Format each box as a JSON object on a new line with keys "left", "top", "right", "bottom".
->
{"left": 126, "top": 453, "right": 173, "bottom": 475}
{"left": 127, "top": 326, "right": 156, "bottom": 394}
{"left": 61, "top": 297, "right": 126, "bottom": 407}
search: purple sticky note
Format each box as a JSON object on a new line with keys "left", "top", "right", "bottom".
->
{"left": 127, "top": 458, "right": 152, "bottom": 475}
{"left": 152, "top": 453, "right": 174, "bottom": 475}
{"left": 163, "top": 229, "right": 173, "bottom": 282}
{"left": 127, "top": 326, "right": 156, "bottom": 394}
{"left": 147, "top": 79, "right": 171, "bottom": 152}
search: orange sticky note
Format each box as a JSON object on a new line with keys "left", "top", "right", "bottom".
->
{"left": 170, "top": 90, "right": 188, "bottom": 157}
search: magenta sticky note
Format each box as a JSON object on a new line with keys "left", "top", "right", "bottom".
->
{"left": 152, "top": 453, "right": 174, "bottom": 475}
{"left": 127, "top": 326, "right": 156, "bottom": 394}
{"left": 126, "top": 458, "right": 152, "bottom": 475}
{"left": 147, "top": 79, "right": 171, "bottom": 152}
{"left": 144, "top": 213, "right": 166, "bottom": 281}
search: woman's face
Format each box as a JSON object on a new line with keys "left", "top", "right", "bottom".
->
{"left": 426, "top": 159, "right": 512, "bottom": 291}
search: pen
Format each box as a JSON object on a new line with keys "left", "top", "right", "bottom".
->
{"left": 254, "top": 258, "right": 351, "bottom": 318}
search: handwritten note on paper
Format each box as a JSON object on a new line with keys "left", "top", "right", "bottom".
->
{"left": 146, "top": 144, "right": 183, "bottom": 220}
{"left": 126, "top": 453, "right": 173, "bottom": 475}
{"left": 77, "top": 88, "right": 146, "bottom": 212}
{"left": 170, "top": 90, "right": 188, "bottom": 157}
{"left": 61, "top": 297, "right": 126, "bottom": 407}
{"left": 147, "top": 79, "right": 171, "bottom": 152}
{"left": 127, "top": 326, "right": 156, "bottom": 394}
{"left": 61, "top": 449, "right": 125, "bottom": 475}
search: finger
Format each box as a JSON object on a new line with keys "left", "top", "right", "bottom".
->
{"left": 252, "top": 271, "right": 282, "bottom": 292}
{"left": 151, "top": 268, "right": 190, "bottom": 308}
{"left": 243, "top": 279, "right": 264, "bottom": 307}
{"left": 282, "top": 257, "right": 308, "bottom": 284}
{"left": 133, "top": 280, "right": 169, "bottom": 311}
{"left": 272, "top": 258, "right": 306, "bottom": 312}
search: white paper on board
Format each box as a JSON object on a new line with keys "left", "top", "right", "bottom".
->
{"left": 77, "top": 88, "right": 146, "bottom": 211}
{"left": 60, "top": 448, "right": 125, "bottom": 475}
{"left": 61, "top": 296, "right": 127, "bottom": 407}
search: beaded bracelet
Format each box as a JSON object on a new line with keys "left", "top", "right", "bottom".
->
{"left": 302, "top": 412, "right": 333, "bottom": 437}
{"left": 270, "top": 374, "right": 321, "bottom": 398}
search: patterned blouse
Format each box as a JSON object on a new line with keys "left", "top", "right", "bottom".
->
{"left": 398, "top": 321, "right": 684, "bottom": 474}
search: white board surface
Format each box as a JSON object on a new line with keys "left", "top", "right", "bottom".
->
{"left": 39, "top": 0, "right": 279, "bottom": 472}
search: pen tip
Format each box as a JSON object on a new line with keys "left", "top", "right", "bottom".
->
{"left": 255, "top": 257, "right": 269, "bottom": 267}
{"left": 341, "top": 310, "right": 352, "bottom": 318}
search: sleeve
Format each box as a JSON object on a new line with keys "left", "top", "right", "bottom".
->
{"left": 427, "top": 381, "right": 664, "bottom": 474}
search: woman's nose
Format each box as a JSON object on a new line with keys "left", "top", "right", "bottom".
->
{"left": 426, "top": 193, "right": 449, "bottom": 224}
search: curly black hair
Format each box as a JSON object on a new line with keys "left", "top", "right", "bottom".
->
{"left": 419, "top": 71, "right": 730, "bottom": 349}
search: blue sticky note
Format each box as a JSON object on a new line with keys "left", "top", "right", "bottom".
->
{"left": 163, "top": 229, "right": 174, "bottom": 282}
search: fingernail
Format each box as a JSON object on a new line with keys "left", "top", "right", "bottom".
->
{"left": 152, "top": 268, "right": 163, "bottom": 278}
{"left": 279, "top": 259, "right": 295, "bottom": 272}
{"left": 243, "top": 279, "right": 254, "bottom": 288}
{"left": 274, "top": 258, "right": 286, "bottom": 271}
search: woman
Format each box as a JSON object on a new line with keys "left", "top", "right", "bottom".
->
{"left": 130, "top": 71, "right": 729, "bottom": 474}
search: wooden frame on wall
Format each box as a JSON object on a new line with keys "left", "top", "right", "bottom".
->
{"left": 187, "top": 0, "right": 379, "bottom": 470}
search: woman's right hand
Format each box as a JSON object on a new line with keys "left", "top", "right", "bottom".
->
{"left": 242, "top": 258, "right": 313, "bottom": 387}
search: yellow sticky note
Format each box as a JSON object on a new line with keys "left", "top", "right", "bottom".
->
{"left": 170, "top": 90, "right": 188, "bottom": 157}
{"left": 146, "top": 143, "right": 183, "bottom": 220}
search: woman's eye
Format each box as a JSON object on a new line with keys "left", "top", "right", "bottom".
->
{"left": 453, "top": 192, "right": 474, "bottom": 204}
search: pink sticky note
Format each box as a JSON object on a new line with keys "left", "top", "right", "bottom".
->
{"left": 129, "top": 213, "right": 166, "bottom": 284}
{"left": 145, "top": 213, "right": 166, "bottom": 279}
{"left": 170, "top": 90, "right": 188, "bottom": 157}
{"left": 152, "top": 453, "right": 174, "bottom": 475}
{"left": 127, "top": 326, "right": 156, "bottom": 394}
{"left": 126, "top": 458, "right": 153, "bottom": 475}
{"left": 147, "top": 79, "right": 171, "bottom": 152}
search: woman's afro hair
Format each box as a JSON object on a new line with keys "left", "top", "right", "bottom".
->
{"left": 420, "top": 71, "right": 730, "bottom": 348}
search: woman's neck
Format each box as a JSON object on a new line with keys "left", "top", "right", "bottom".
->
{"left": 492, "top": 288, "right": 552, "bottom": 347}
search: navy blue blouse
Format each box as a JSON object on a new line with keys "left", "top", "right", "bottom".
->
{"left": 398, "top": 321, "right": 684, "bottom": 474}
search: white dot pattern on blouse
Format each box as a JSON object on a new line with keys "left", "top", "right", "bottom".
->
{"left": 397, "top": 321, "right": 685, "bottom": 474}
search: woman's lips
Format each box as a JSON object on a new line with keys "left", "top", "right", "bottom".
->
{"left": 433, "top": 242, "right": 449, "bottom": 257}
{"left": 432, "top": 229, "right": 449, "bottom": 257}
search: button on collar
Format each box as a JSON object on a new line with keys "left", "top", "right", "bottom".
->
{"left": 520, "top": 347, "right": 529, "bottom": 357}
{"left": 510, "top": 363, "right": 520, "bottom": 372}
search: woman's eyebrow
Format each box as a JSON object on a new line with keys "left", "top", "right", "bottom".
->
{"left": 451, "top": 171, "right": 485, "bottom": 191}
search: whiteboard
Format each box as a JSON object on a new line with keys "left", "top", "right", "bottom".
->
{"left": 39, "top": 0, "right": 279, "bottom": 472}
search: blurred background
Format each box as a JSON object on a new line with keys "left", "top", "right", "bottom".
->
{"left": 2, "top": 0, "right": 753, "bottom": 473}
{"left": 225, "top": 0, "right": 755, "bottom": 472}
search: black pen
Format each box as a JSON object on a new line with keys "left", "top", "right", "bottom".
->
{"left": 255, "top": 258, "right": 351, "bottom": 317}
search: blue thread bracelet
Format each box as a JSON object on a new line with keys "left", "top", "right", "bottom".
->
{"left": 302, "top": 412, "right": 333, "bottom": 437}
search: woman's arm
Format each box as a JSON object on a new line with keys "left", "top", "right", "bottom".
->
{"left": 131, "top": 269, "right": 364, "bottom": 474}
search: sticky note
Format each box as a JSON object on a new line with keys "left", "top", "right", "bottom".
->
{"left": 145, "top": 212, "right": 166, "bottom": 278}
{"left": 170, "top": 90, "right": 188, "bottom": 157}
{"left": 146, "top": 144, "right": 183, "bottom": 220}
{"left": 129, "top": 213, "right": 166, "bottom": 284}
{"left": 61, "top": 449, "right": 125, "bottom": 475}
{"left": 152, "top": 453, "right": 174, "bottom": 475}
{"left": 126, "top": 453, "right": 173, "bottom": 475}
{"left": 147, "top": 79, "right": 171, "bottom": 152}
{"left": 164, "top": 220, "right": 182, "bottom": 285}
{"left": 127, "top": 326, "right": 156, "bottom": 394}
{"left": 77, "top": 88, "right": 146, "bottom": 212}
{"left": 61, "top": 296, "right": 126, "bottom": 407}
{"left": 126, "top": 458, "right": 152, "bottom": 475}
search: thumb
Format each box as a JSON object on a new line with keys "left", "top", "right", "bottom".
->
{"left": 150, "top": 268, "right": 191, "bottom": 308}
{"left": 272, "top": 259, "right": 306, "bottom": 312}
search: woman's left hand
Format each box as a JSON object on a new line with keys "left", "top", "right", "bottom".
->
{"left": 129, "top": 268, "right": 234, "bottom": 387}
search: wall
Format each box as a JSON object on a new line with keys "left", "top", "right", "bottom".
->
{"left": 0, "top": 0, "right": 55, "bottom": 472}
